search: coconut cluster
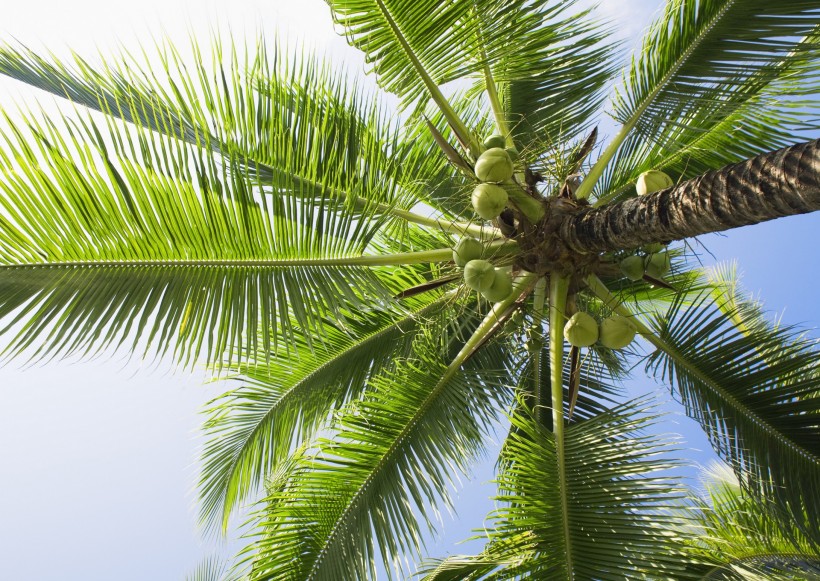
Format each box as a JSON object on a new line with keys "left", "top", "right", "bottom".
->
{"left": 469, "top": 134, "right": 520, "bottom": 221}
{"left": 452, "top": 237, "right": 514, "bottom": 303}
{"left": 619, "top": 248, "right": 671, "bottom": 282}
{"left": 564, "top": 312, "right": 637, "bottom": 350}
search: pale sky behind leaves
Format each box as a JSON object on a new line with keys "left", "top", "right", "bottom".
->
{"left": 0, "top": 1, "right": 817, "bottom": 579}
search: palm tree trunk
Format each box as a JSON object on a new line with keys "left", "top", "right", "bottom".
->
{"left": 560, "top": 139, "right": 820, "bottom": 253}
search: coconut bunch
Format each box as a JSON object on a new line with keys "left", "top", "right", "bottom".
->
{"left": 563, "top": 311, "right": 637, "bottom": 350}
{"left": 469, "top": 134, "right": 520, "bottom": 220}
{"left": 618, "top": 247, "right": 672, "bottom": 282}
{"left": 452, "top": 236, "right": 514, "bottom": 303}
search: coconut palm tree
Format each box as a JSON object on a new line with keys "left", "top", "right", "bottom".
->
{"left": 0, "top": 0, "right": 818, "bottom": 578}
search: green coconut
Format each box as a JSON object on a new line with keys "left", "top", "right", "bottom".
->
{"left": 452, "top": 237, "right": 483, "bottom": 267}
{"left": 483, "top": 134, "right": 506, "bottom": 149}
{"left": 471, "top": 183, "right": 508, "bottom": 220}
{"left": 619, "top": 255, "right": 645, "bottom": 281}
{"left": 563, "top": 312, "right": 599, "bottom": 348}
{"left": 464, "top": 259, "right": 496, "bottom": 293}
{"left": 475, "top": 148, "right": 514, "bottom": 183}
{"left": 481, "top": 270, "right": 513, "bottom": 302}
{"left": 645, "top": 252, "right": 671, "bottom": 278}
{"left": 636, "top": 170, "right": 674, "bottom": 196}
{"left": 505, "top": 146, "right": 519, "bottom": 162}
{"left": 599, "top": 316, "right": 637, "bottom": 349}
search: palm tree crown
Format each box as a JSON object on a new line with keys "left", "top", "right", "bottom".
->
{"left": 0, "top": 0, "right": 819, "bottom": 578}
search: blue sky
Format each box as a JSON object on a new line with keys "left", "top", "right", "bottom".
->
{"left": 0, "top": 0, "right": 817, "bottom": 579}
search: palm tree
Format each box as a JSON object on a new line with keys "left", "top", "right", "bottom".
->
{"left": 0, "top": 0, "right": 818, "bottom": 578}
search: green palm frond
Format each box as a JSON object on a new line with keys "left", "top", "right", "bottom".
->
{"left": 326, "top": 0, "right": 614, "bottom": 147}
{"left": 599, "top": 30, "right": 820, "bottom": 202}
{"left": 684, "top": 464, "right": 820, "bottom": 580}
{"left": 420, "top": 397, "right": 691, "bottom": 580}
{"left": 495, "top": 3, "right": 615, "bottom": 152}
{"left": 0, "top": 39, "right": 459, "bottom": 230}
{"left": 198, "top": 292, "right": 452, "bottom": 533}
{"left": 185, "top": 555, "right": 242, "bottom": 581}
{"left": 645, "top": 276, "right": 820, "bottom": 542}
{"left": 576, "top": 0, "right": 820, "bottom": 200}
{"left": 0, "top": 106, "right": 433, "bottom": 366}
{"left": 613, "top": 0, "right": 819, "bottom": 140}
{"left": 239, "top": 322, "right": 514, "bottom": 580}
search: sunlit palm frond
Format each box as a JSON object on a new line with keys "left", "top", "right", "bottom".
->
{"left": 238, "top": 322, "right": 513, "bottom": 580}
{"left": 185, "top": 555, "right": 241, "bottom": 581}
{"left": 198, "top": 292, "right": 453, "bottom": 534}
{"left": 420, "top": 397, "right": 691, "bottom": 580}
{"left": 645, "top": 276, "right": 820, "bottom": 542}
{"left": 0, "top": 108, "right": 418, "bottom": 367}
{"left": 683, "top": 464, "right": 820, "bottom": 580}
{"left": 0, "top": 39, "right": 444, "bottom": 225}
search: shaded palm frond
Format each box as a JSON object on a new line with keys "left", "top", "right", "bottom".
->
{"left": 239, "top": 324, "right": 513, "bottom": 580}
{"left": 683, "top": 464, "right": 820, "bottom": 580}
{"left": 326, "top": 0, "right": 615, "bottom": 146}
{"left": 420, "top": 396, "right": 692, "bottom": 580}
{"left": 600, "top": 29, "right": 820, "bottom": 202}
{"left": 398, "top": 98, "right": 494, "bottom": 220}
{"left": 198, "top": 292, "right": 454, "bottom": 533}
{"left": 597, "top": 0, "right": 820, "bottom": 199}
{"left": 645, "top": 279, "right": 820, "bottom": 542}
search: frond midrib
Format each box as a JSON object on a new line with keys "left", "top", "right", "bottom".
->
{"left": 655, "top": 322, "right": 820, "bottom": 466}
{"left": 587, "top": 275, "right": 820, "bottom": 467}
{"left": 0, "top": 249, "right": 453, "bottom": 269}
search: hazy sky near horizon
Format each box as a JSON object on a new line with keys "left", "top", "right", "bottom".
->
{"left": 0, "top": 1, "right": 817, "bottom": 579}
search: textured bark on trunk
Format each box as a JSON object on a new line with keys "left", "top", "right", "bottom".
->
{"left": 560, "top": 139, "right": 820, "bottom": 253}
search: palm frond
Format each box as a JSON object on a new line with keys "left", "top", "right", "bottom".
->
{"left": 615, "top": 0, "right": 819, "bottom": 135}
{"left": 645, "top": 276, "right": 820, "bottom": 542}
{"left": 185, "top": 555, "right": 240, "bottom": 581}
{"left": 239, "top": 322, "right": 513, "bottom": 580}
{"left": 420, "top": 396, "right": 691, "bottom": 579}
{"left": 198, "top": 293, "right": 452, "bottom": 533}
{"left": 683, "top": 464, "right": 820, "bottom": 580}
{"left": 0, "top": 39, "right": 451, "bottom": 228}
{"left": 0, "top": 108, "right": 425, "bottom": 366}
{"left": 326, "top": 0, "right": 615, "bottom": 146}
{"left": 599, "top": 28, "right": 820, "bottom": 202}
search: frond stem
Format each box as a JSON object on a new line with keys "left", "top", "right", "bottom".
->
{"left": 530, "top": 277, "right": 547, "bottom": 425}
{"left": 482, "top": 62, "right": 510, "bottom": 143}
{"left": 549, "top": 273, "right": 574, "bottom": 579}
{"left": 0, "top": 243, "right": 514, "bottom": 270}
{"left": 503, "top": 182, "right": 546, "bottom": 224}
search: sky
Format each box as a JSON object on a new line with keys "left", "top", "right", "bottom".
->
{"left": 0, "top": 1, "right": 817, "bottom": 579}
